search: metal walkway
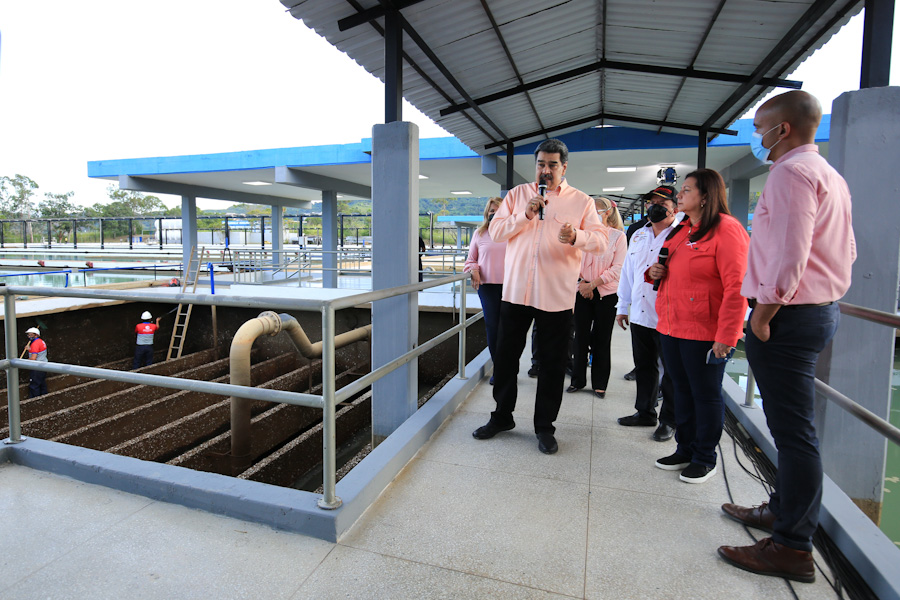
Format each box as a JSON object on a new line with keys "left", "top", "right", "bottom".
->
{"left": 0, "top": 326, "right": 840, "bottom": 599}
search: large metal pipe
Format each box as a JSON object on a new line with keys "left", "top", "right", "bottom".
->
{"left": 229, "top": 311, "right": 371, "bottom": 460}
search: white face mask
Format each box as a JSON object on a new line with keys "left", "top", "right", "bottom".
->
{"left": 750, "top": 123, "right": 783, "bottom": 163}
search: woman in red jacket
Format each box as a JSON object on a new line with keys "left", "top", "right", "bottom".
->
{"left": 648, "top": 169, "right": 749, "bottom": 484}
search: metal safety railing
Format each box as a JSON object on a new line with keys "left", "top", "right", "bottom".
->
{"left": 0, "top": 272, "right": 480, "bottom": 509}
{"left": 220, "top": 248, "right": 471, "bottom": 286}
{"left": 742, "top": 301, "right": 900, "bottom": 447}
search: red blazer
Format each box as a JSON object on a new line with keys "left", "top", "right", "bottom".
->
{"left": 654, "top": 214, "right": 749, "bottom": 347}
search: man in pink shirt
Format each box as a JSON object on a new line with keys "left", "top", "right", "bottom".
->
{"left": 472, "top": 139, "right": 608, "bottom": 454}
{"left": 718, "top": 91, "right": 856, "bottom": 583}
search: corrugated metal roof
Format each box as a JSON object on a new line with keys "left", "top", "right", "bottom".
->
{"left": 280, "top": 0, "right": 861, "bottom": 153}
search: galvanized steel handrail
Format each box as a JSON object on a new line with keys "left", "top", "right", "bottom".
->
{"left": 837, "top": 300, "right": 900, "bottom": 328}
{"left": 1, "top": 271, "right": 479, "bottom": 510}
{"left": 742, "top": 300, "right": 900, "bottom": 447}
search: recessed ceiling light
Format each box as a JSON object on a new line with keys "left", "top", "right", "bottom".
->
{"left": 419, "top": 174, "right": 429, "bottom": 179}
{"left": 602, "top": 187, "right": 625, "bottom": 192}
{"left": 450, "top": 190, "right": 472, "bottom": 195}
{"left": 607, "top": 166, "right": 636, "bottom": 173}
{"left": 242, "top": 181, "right": 272, "bottom": 186}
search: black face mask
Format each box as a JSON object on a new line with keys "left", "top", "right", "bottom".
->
{"left": 488, "top": 213, "right": 495, "bottom": 222}
{"left": 647, "top": 203, "right": 670, "bottom": 223}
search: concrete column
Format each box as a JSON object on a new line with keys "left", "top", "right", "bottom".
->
{"left": 816, "top": 86, "right": 900, "bottom": 524}
{"left": 270, "top": 205, "right": 283, "bottom": 278}
{"left": 728, "top": 178, "right": 750, "bottom": 230}
{"left": 321, "top": 191, "right": 338, "bottom": 289}
{"left": 371, "top": 121, "right": 419, "bottom": 446}
{"left": 181, "top": 195, "right": 198, "bottom": 279}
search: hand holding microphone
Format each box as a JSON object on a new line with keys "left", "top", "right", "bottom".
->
{"left": 537, "top": 174, "right": 550, "bottom": 220}
{"left": 651, "top": 247, "right": 669, "bottom": 291}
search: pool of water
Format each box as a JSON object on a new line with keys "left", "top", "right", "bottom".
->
{"left": 0, "top": 272, "right": 157, "bottom": 287}
{"left": 724, "top": 342, "right": 900, "bottom": 547}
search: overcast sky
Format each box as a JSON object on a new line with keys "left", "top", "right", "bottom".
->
{"left": 0, "top": 1, "right": 897, "bottom": 209}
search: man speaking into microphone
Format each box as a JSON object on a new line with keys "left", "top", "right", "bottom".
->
{"left": 473, "top": 138, "right": 608, "bottom": 455}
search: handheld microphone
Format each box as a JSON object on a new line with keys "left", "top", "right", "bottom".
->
{"left": 538, "top": 175, "right": 550, "bottom": 220}
{"left": 652, "top": 247, "right": 669, "bottom": 292}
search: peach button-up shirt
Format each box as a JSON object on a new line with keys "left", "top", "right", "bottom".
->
{"left": 742, "top": 144, "right": 856, "bottom": 305}
{"left": 489, "top": 180, "right": 609, "bottom": 313}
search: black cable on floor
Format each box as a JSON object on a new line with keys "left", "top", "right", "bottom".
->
{"left": 720, "top": 409, "right": 879, "bottom": 599}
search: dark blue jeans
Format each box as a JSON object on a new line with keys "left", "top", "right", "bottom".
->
{"left": 492, "top": 301, "right": 572, "bottom": 434}
{"left": 746, "top": 302, "right": 839, "bottom": 552}
{"left": 659, "top": 335, "right": 726, "bottom": 468}
{"left": 477, "top": 283, "right": 502, "bottom": 362}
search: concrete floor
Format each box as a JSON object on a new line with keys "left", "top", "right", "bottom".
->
{"left": 0, "top": 326, "right": 841, "bottom": 599}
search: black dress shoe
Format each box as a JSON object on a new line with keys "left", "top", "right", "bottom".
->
{"left": 593, "top": 390, "right": 605, "bottom": 399}
{"left": 536, "top": 432, "right": 558, "bottom": 454}
{"left": 623, "top": 368, "right": 637, "bottom": 381}
{"left": 527, "top": 366, "right": 539, "bottom": 378}
{"left": 472, "top": 420, "right": 515, "bottom": 439}
{"left": 566, "top": 385, "right": 583, "bottom": 393}
{"left": 617, "top": 412, "right": 657, "bottom": 427}
{"left": 652, "top": 422, "right": 675, "bottom": 441}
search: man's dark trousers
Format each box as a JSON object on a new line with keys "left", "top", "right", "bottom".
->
{"left": 631, "top": 323, "right": 675, "bottom": 425}
{"left": 28, "top": 370, "right": 47, "bottom": 397}
{"left": 491, "top": 301, "right": 572, "bottom": 434}
{"left": 745, "top": 302, "right": 839, "bottom": 552}
{"left": 133, "top": 345, "right": 154, "bottom": 369}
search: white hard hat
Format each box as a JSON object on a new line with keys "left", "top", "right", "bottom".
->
{"left": 141, "top": 311, "right": 152, "bottom": 320}
{"left": 26, "top": 327, "right": 40, "bottom": 336}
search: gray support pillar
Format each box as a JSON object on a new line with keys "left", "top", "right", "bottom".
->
{"left": 181, "top": 195, "right": 198, "bottom": 278}
{"left": 456, "top": 225, "right": 463, "bottom": 249}
{"left": 271, "top": 205, "right": 283, "bottom": 277}
{"left": 371, "top": 121, "right": 419, "bottom": 446}
{"left": 728, "top": 178, "right": 751, "bottom": 230}
{"left": 817, "top": 87, "right": 900, "bottom": 524}
{"left": 321, "top": 191, "right": 338, "bottom": 289}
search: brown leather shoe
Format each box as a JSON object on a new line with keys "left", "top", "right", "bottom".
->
{"left": 718, "top": 537, "right": 814, "bottom": 583}
{"left": 721, "top": 502, "right": 775, "bottom": 533}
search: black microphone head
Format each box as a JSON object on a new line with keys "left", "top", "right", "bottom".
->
{"left": 658, "top": 247, "right": 669, "bottom": 260}
{"left": 538, "top": 183, "right": 547, "bottom": 196}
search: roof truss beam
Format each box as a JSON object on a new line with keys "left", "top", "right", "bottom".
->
{"left": 341, "top": 0, "right": 505, "bottom": 146}
{"left": 118, "top": 176, "right": 313, "bottom": 209}
{"left": 718, "top": 0, "right": 860, "bottom": 131}
{"left": 440, "top": 59, "right": 802, "bottom": 117}
{"left": 337, "top": 0, "right": 427, "bottom": 31}
{"left": 702, "top": 0, "right": 840, "bottom": 130}
{"left": 484, "top": 112, "right": 737, "bottom": 150}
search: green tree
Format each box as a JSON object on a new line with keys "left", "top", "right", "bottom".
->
{"left": 38, "top": 191, "right": 79, "bottom": 218}
{"left": 0, "top": 174, "right": 39, "bottom": 219}
{"left": 105, "top": 185, "right": 165, "bottom": 215}
{"left": 38, "top": 191, "right": 81, "bottom": 242}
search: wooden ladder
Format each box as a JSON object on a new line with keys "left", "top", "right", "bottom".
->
{"left": 166, "top": 246, "right": 206, "bottom": 361}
